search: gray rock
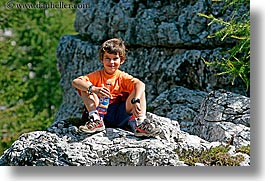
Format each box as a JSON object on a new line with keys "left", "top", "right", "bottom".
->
{"left": 149, "top": 86, "right": 207, "bottom": 132}
{"left": 191, "top": 89, "right": 250, "bottom": 148}
{"left": 0, "top": 113, "right": 210, "bottom": 166}
{"left": 0, "top": 107, "right": 250, "bottom": 166}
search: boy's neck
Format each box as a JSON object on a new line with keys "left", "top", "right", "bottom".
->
{"left": 103, "top": 69, "right": 120, "bottom": 76}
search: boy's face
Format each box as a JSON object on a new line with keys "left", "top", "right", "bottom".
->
{"left": 102, "top": 52, "right": 124, "bottom": 75}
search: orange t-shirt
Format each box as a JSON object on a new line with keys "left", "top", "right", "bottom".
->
{"left": 77, "top": 69, "right": 139, "bottom": 103}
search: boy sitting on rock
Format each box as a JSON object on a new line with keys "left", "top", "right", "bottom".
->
{"left": 72, "top": 38, "right": 160, "bottom": 137}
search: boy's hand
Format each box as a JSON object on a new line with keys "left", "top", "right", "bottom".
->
{"left": 132, "top": 103, "right": 142, "bottom": 118}
{"left": 93, "top": 86, "right": 112, "bottom": 98}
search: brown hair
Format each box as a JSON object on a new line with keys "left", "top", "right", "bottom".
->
{"left": 99, "top": 38, "right": 126, "bottom": 62}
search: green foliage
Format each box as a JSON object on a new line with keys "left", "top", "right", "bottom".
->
{"left": 236, "top": 145, "right": 250, "bottom": 155}
{"left": 0, "top": 0, "right": 76, "bottom": 155}
{"left": 199, "top": 0, "right": 250, "bottom": 90}
{"left": 177, "top": 145, "right": 248, "bottom": 166}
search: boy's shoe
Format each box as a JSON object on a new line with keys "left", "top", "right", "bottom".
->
{"left": 79, "top": 113, "right": 105, "bottom": 134}
{"left": 134, "top": 118, "right": 161, "bottom": 137}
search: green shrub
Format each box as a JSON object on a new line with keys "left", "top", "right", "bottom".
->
{"left": 236, "top": 145, "right": 250, "bottom": 155}
{"left": 176, "top": 145, "right": 247, "bottom": 166}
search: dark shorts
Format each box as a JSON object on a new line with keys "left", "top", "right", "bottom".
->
{"left": 104, "top": 102, "right": 132, "bottom": 129}
{"left": 82, "top": 102, "right": 136, "bottom": 132}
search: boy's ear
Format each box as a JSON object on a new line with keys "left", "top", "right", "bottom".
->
{"left": 120, "top": 59, "right": 125, "bottom": 64}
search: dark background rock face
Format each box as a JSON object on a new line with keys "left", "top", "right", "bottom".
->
{"left": 55, "top": 0, "right": 249, "bottom": 122}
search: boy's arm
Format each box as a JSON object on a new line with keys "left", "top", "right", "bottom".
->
{"left": 72, "top": 78, "right": 111, "bottom": 98}
{"left": 134, "top": 79, "right": 145, "bottom": 99}
{"left": 72, "top": 78, "right": 93, "bottom": 93}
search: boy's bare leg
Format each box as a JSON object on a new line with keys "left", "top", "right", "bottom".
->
{"left": 80, "top": 91, "right": 99, "bottom": 112}
{"left": 126, "top": 90, "right": 161, "bottom": 137}
{"left": 125, "top": 89, "right": 146, "bottom": 117}
{"left": 79, "top": 91, "right": 105, "bottom": 133}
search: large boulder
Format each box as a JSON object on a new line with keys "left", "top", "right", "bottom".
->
{"left": 1, "top": 113, "right": 215, "bottom": 166}
{"left": 149, "top": 86, "right": 207, "bottom": 131}
{"left": 191, "top": 89, "right": 250, "bottom": 148}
